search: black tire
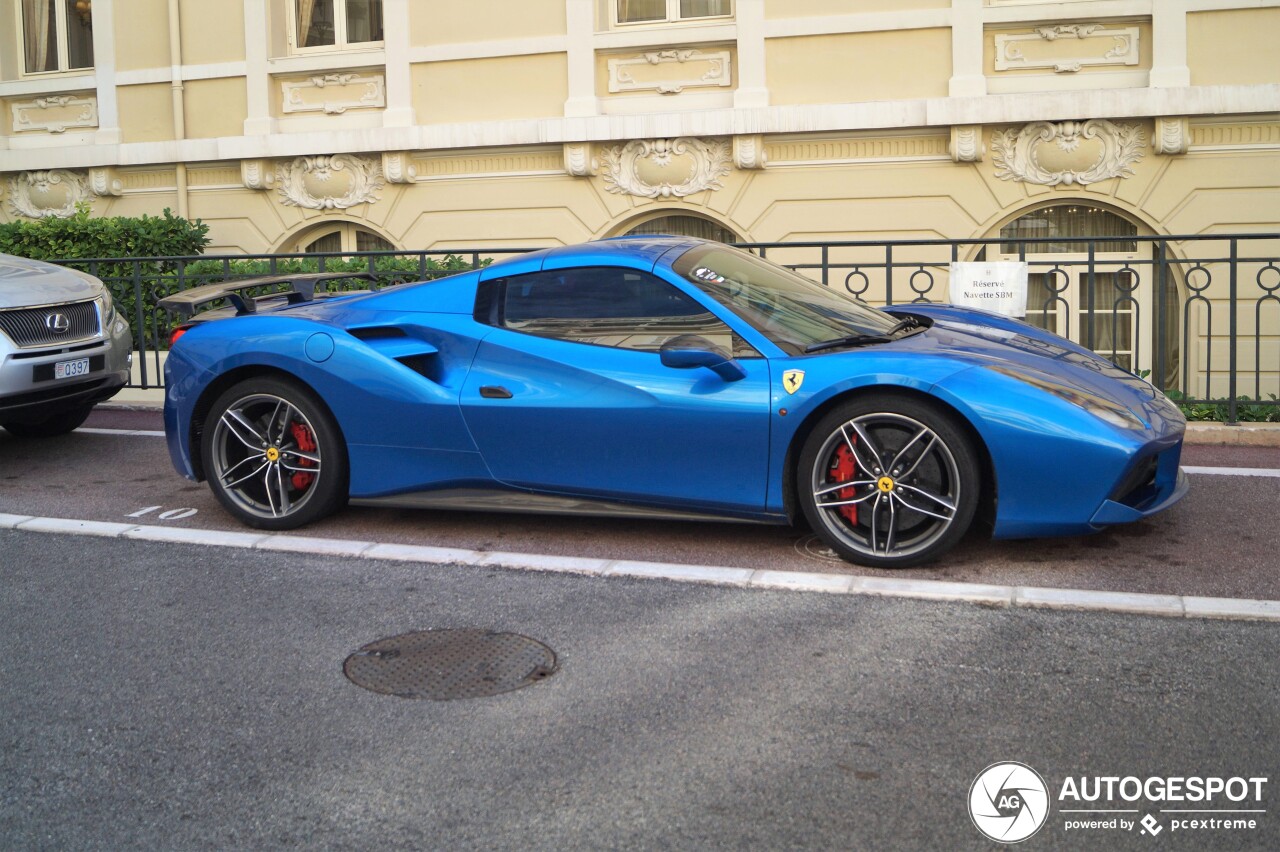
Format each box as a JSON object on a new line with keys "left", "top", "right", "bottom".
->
{"left": 201, "top": 376, "right": 348, "bottom": 530}
{"left": 1, "top": 404, "right": 94, "bottom": 438}
{"left": 798, "top": 394, "right": 980, "bottom": 569}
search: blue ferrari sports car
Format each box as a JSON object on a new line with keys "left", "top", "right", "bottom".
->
{"left": 161, "top": 236, "right": 1187, "bottom": 568}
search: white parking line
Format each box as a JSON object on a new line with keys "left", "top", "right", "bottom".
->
{"left": 1184, "top": 466, "right": 1280, "bottom": 478}
{"left": 1, "top": 511, "right": 1277, "bottom": 623}
{"left": 79, "top": 427, "right": 167, "bottom": 437}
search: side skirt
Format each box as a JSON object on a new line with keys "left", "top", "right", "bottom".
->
{"left": 351, "top": 487, "right": 786, "bottom": 525}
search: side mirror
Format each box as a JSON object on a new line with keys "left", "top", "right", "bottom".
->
{"left": 660, "top": 335, "right": 747, "bottom": 382}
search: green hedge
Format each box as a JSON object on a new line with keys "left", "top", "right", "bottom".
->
{"left": 0, "top": 205, "right": 209, "bottom": 260}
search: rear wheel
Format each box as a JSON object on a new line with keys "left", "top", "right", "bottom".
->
{"left": 798, "top": 396, "right": 979, "bottom": 569}
{"left": 1, "top": 404, "right": 94, "bottom": 438}
{"left": 202, "top": 377, "right": 348, "bottom": 530}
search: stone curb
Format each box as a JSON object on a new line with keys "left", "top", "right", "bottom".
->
{"left": 1184, "top": 422, "right": 1280, "bottom": 447}
{"left": 5, "top": 515, "right": 1280, "bottom": 623}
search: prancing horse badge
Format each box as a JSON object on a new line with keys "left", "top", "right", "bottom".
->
{"left": 782, "top": 370, "right": 805, "bottom": 394}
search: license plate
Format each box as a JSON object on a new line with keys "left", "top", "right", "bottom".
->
{"left": 54, "top": 357, "right": 91, "bottom": 379}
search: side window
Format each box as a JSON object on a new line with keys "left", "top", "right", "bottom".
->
{"left": 22, "top": 0, "right": 94, "bottom": 74}
{"left": 293, "top": 0, "right": 384, "bottom": 52}
{"left": 490, "top": 268, "right": 758, "bottom": 357}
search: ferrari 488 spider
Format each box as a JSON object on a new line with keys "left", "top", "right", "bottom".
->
{"left": 162, "top": 237, "right": 1187, "bottom": 568}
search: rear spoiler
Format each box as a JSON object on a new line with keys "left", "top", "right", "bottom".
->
{"left": 158, "top": 271, "right": 381, "bottom": 319}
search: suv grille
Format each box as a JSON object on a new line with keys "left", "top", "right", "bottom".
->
{"left": 0, "top": 300, "right": 100, "bottom": 348}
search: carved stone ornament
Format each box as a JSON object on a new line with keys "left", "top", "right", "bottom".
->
{"left": 733, "top": 135, "right": 768, "bottom": 170}
{"left": 277, "top": 155, "right": 384, "bottom": 209}
{"left": 600, "top": 137, "right": 732, "bottom": 198}
{"left": 1153, "top": 117, "right": 1190, "bottom": 155}
{"left": 991, "top": 120, "right": 1145, "bottom": 186}
{"left": 949, "top": 126, "right": 985, "bottom": 162}
{"left": 607, "top": 49, "right": 732, "bottom": 95}
{"left": 6, "top": 169, "right": 89, "bottom": 218}
{"left": 10, "top": 94, "right": 98, "bottom": 134}
{"left": 995, "top": 24, "right": 1139, "bottom": 74}
{"left": 564, "top": 142, "right": 596, "bottom": 177}
{"left": 281, "top": 73, "right": 386, "bottom": 116}
{"left": 381, "top": 152, "right": 417, "bottom": 184}
{"left": 88, "top": 167, "right": 123, "bottom": 197}
{"left": 241, "top": 159, "right": 276, "bottom": 190}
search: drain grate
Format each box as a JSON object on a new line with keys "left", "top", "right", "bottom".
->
{"left": 343, "top": 628, "right": 558, "bottom": 700}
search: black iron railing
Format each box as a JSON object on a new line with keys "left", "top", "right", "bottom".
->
{"left": 61, "top": 234, "right": 1278, "bottom": 422}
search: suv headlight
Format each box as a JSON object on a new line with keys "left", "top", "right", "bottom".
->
{"left": 987, "top": 365, "right": 1146, "bottom": 430}
{"left": 99, "top": 289, "right": 116, "bottom": 324}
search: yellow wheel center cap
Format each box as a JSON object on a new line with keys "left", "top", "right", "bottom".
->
{"left": 877, "top": 476, "right": 896, "bottom": 493}
{"left": 265, "top": 446, "right": 281, "bottom": 462}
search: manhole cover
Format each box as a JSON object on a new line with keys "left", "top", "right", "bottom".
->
{"left": 343, "top": 629, "right": 558, "bottom": 700}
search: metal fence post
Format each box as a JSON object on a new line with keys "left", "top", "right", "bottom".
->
{"left": 1228, "top": 239, "right": 1239, "bottom": 423}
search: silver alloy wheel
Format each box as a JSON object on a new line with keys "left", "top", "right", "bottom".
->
{"left": 809, "top": 412, "right": 962, "bottom": 561}
{"left": 209, "top": 392, "right": 324, "bottom": 521}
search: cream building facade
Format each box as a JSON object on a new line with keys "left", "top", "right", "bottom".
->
{"left": 1, "top": 1, "right": 1278, "bottom": 394}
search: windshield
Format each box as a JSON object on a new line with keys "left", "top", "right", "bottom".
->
{"left": 672, "top": 244, "right": 902, "bottom": 355}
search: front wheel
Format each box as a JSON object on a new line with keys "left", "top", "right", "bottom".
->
{"left": 202, "top": 377, "right": 348, "bottom": 530}
{"left": 798, "top": 396, "right": 980, "bottom": 569}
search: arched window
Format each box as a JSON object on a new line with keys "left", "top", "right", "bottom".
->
{"left": 999, "top": 204, "right": 1137, "bottom": 254}
{"left": 621, "top": 214, "right": 739, "bottom": 244}
{"left": 985, "top": 203, "right": 1177, "bottom": 382}
{"left": 293, "top": 223, "right": 395, "bottom": 255}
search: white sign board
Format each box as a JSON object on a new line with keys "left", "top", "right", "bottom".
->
{"left": 948, "top": 262, "right": 1028, "bottom": 318}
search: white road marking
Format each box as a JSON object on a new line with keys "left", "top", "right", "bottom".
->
{"left": 79, "top": 427, "right": 167, "bottom": 437}
{"left": 1184, "top": 466, "right": 1280, "bottom": 478}
{"left": 1, "top": 512, "right": 1278, "bottom": 623}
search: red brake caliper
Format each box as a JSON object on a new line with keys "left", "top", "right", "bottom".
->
{"left": 829, "top": 441, "right": 858, "bottom": 525}
{"left": 289, "top": 422, "right": 316, "bottom": 491}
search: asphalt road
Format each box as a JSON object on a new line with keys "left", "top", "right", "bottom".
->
{"left": 1, "top": 528, "right": 1277, "bottom": 851}
{"left": 0, "top": 408, "right": 1276, "bottom": 600}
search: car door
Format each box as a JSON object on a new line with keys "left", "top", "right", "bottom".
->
{"left": 459, "top": 265, "right": 772, "bottom": 514}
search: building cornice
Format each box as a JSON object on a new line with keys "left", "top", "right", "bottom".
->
{"left": 1, "top": 84, "right": 1276, "bottom": 171}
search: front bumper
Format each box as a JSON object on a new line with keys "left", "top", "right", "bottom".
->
{"left": 0, "top": 315, "right": 133, "bottom": 423}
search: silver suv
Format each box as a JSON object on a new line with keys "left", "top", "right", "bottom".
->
{"left": 0, "top": 253, "right": 133, "bottom": 437}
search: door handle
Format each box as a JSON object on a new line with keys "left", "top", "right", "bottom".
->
{"left": 479, "top": 385, "right": 513, "bottom": 399}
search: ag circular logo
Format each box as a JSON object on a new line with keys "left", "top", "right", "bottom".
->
{"left": 969, "top": 762, "right": 1050, "bottom": 843}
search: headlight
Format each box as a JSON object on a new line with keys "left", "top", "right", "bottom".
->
{"left": 987, "top": 365, "right": 1146, "bottom": 430}
{"left": 98, "top": 289, "right": 116, "bottom": 323}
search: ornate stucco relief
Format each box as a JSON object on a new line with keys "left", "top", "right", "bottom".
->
{"left": 88, "top": 167, "right": 123, "bottom": 197}
{"left": 564, "top": 143, "right": 597, "bottom": 177}
{"left": 600, "top": 138, "right": 732, "bottom": 198}
{"left": 994, "top": 24, "right": 1140, "bottom": 74}
{"left": 6, "top": 170, "right": 89, "bottom": 218}
{"left": 991, "top": 120, "right": 1145, "bottom": 186}
{"left": 950, "top": 126, "right": 986, "bottom": 162}
{"left": 733, "top": 135, "right": 768, "bottom": 170}
{"left": 607, "top": 49, "right": 732, "bottom": 95}
{"left": 277, "top": 155, "right": 383, "bottom": 209}
{"left": 10, "top": 94, "right": 98, "bottom": 134}
{"left": 281, "top": 73, "right": 386, "bottom": 116}
{"left": 241, "top": 159, "right": 276, "bottom": 190}
{"left": 382, "top": 152, "right": 417, "bottom": 184}
{"left": 1153, "top": 117, "right": 1190, "bottom": 155}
